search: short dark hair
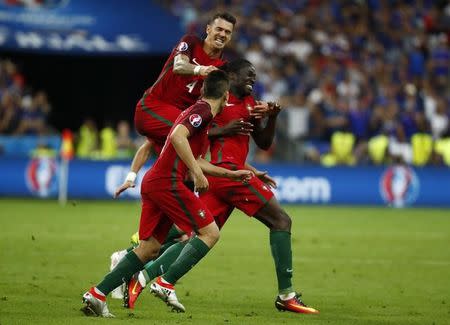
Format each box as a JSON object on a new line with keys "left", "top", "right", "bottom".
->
{"left": 202, "top": 70, "right": 229, "bottom": 99}
{"left": 222, "top": 59, "right": 252, "bottom": 74}
{"left": 208, "top": 12, "right": 236, "bottom": 26}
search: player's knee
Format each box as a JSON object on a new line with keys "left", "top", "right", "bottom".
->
{"left": 136, "top": 239, "right": 161, "bottom": 261}
{"left": 272, "top": 210, "right": 291, "bottom": 231}
{"left": 198, "top": 222, "right": 220, "bottom": 247}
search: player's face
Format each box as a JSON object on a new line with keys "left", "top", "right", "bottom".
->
{"left": 206, "top": 18, "right": 234, "bottom": 50}
{"left": 235, "top": 65, "right": 256, "bottom": 96}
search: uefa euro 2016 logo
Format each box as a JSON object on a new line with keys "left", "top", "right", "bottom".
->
{"left": 380, "top": 165, "right": 420, "bottom": 208}
{"left": 26, "top": 157, "right": 59, "bottom": 198}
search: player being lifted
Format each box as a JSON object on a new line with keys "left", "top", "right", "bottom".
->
{"left": 125, "top": 59, "right": 319, "bottom": 314}
{"left": 81, "top": 70, "right": 252, "bottom": 317}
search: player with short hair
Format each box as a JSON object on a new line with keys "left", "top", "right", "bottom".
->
{"left": 110, "top": 12, "right": 238, "bottom": 300}
{"left": 81, "top": 70, "right": 252, "bottom": 317}
{"left": 129, "top": 59, "right": 319, "bottom": 314}
{"left": 119, "top": 12, "right": 237, "bottom": 194}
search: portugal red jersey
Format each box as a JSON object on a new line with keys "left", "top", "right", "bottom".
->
{"left": 143, "top": 100, "right": 213, "bottom": 185}
{"left": 146, "top": 35, "right": 225, "bottom": 110}
{"left": 209, "top": 93, "right": 256, "bottom": 167}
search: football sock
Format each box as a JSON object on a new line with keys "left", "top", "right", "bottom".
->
{"left": 159, "top": 226, "right": 185, "bottom": 255}
{"left": 96, "top": 251, "right": 144, "bottom": 296}
{"left": 162, "top": 236, "right": 210, "bottom": 285}
{"left": 126, "top": 247, "right": 134, "bottom": 253}
{"left": 270, "top": 230, "right": 294, "bottom": 295}
{"left": 142, "top": 241, "right": 186, "bottom": 283}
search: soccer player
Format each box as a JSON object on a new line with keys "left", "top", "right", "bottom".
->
{"left": 110, "top": 12, "right": 238, "bottom": 300}
{"left": 117, "top": 12, "right": 236, "bottom": 194}
{"left": 130, "top": 59, "right": 319, "bottom": 314}
{"left": 81, "top": 70, "right": 252, "bottom": 317}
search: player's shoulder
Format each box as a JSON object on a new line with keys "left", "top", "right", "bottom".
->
{"left": 179, "top": 34, "right": 202, "bottom": 46}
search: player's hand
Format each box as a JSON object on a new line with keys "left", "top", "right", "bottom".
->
{"left": 229, "top": 170, "right": 253, "bottom": 183}
{"left": 193, "top": 171, "right": 209, "bottom": 194}
{"left": 199, "top": 65, "right": 218, "bottom": 76}
{"left": 267, "top": 101, "right": 282, "bottom": 116}
{"left": 114, "top": 180, "right": 135, "bottom": 198}
{"left": 221, "top": 119, "right": 254, "bottom": 136}
{"left": 254, "top": 170, "right": 277, "bottom": 189}
{"left": 251, "top": 101, "right": 271, "bottom": 119}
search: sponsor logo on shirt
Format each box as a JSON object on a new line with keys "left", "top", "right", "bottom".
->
{"left": 178, "top": 41, "right": 188, "bottom": 52}
{"left": 189, "top": 114, "right": 202, "bottom": 127}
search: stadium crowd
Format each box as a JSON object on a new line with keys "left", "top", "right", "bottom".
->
{"left": 163, "top": 0, "right": 450, "bottom": 166}
{"left": 1, "top": 1, "right": 450, "bottom": 166}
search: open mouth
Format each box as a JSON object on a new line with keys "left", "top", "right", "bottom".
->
{"left": 214, "top": 37, "right": 226, "bottom": 47}
{"left": 245, "top": 80, "right": 254, "bottom": 91}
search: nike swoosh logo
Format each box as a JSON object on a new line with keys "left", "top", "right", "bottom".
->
{"left": 192, "top": 58, "right": 200, "bottom": 66}
{"left": 131, "top": 281, "right": 140, "bottom": 295}
{"left": 225, "top": 103, "right": 234, "bottom": 107}
{"left": 286, "top": 268, "right": 293, "bottom": 272}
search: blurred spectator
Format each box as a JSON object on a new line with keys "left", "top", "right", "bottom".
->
{"left": 116, "top": 120, "right": 135, "bottom": 159}
{"left": 76, "top": 118, "right": 98, "bottom": 158}
{"left": 99, "top": 121, "right": 117, "bottom": 160}
{"left": 15, "top": 91, "right": 51, "bottom": 135}
{"left": 159, "top": 0, "right": 449, "bottom": 166}
{"left": 0, "top": 91, "right": 21, "bottom": 134}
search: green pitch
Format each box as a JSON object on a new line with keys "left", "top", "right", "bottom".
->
{"left": 1, "top": 199, "right": 449, "bottom": 325}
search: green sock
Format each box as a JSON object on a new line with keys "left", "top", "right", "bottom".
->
{"left": 96, "top": 251, "right": 144, "bottom": 295}
{"left": 270, "top": 230, "right": 294, "bottom": 294}
{"left": 163, "top": 236, "right": 210, "bottom": 285}
{"left": 142, "top": 241, "right": 186, "bottom": 283}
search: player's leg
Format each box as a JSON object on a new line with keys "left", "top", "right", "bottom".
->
{"left": 125, "top": 193, "right": 231, "bottom": 309}
{"left": 212, "top": 174, "right": 318, "bottom": 314}
{"left": 253, "top": 198, "right": 319, "bottom": 314}
{"left": 81, "top": 196, "right": 166, "bottom": 317}
{"left": 148, "top": 184, "right": 220, "bottom": 312}
{"left": 125, "top": 226, "right": 189, "bottom": 308}
{"left": 134, "top": 96, "right": 180, "bottom": 155}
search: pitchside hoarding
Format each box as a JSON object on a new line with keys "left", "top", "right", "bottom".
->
{"left": 0, "top": 158, "right": 449, "bottom": 207}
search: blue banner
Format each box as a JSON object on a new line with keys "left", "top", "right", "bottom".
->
{"left": 1, "top": 157, "right": 449, "bottom": 207}
{"left": 0, "top": 0, "right": 183, "bottom": 55}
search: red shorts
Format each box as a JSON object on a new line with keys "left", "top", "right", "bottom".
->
{"left": 134, "top": 94, "right": 182, "bottom": 155}
{"left": 200, "top": 174, "right": 274, "bottom": 229}
{"left": 139, "top": 180, "right": 215, "bottom": 243}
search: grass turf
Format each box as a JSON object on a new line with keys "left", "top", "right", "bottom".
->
{"left": 0, "top": 199, "right": 449, "bottom": 324}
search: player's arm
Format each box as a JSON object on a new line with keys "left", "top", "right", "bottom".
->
{"left": 114, "top": 140, "right": 153, "bottom": 198}
{"left": 197, "top": 158, "right": 252, "bottom": 182}
{"left": 173, "top": 54, "right": 217, "bottom": 76}
{"left": 252, "top": 102, "right": 282, "bottom": 150}
{"left": 170, "top": 124, "right": 209, "bottom": 193}
{"left": 208, "top": 119, "right": 254, "bottom": 138}
{"left": 244, "top": 162, "right": 277, "bottom": 188}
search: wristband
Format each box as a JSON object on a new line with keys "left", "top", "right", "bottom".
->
{"left": 193, "top": 65, "right": 202, "bottom": 75}
{"left": 125, "top": 171, "right": 137, "bottom": 183}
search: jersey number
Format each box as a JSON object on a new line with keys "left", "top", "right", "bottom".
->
{"left": 186, "top": 80, "right": 198, "bottom": 93}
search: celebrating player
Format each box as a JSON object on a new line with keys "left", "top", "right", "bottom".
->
{"left": 128, "top": 59, "right": 319, "bottom": 314}
{"left": 116, "top": 12, "right": 236, "bottom": 194}
{"left": 110, "top": 12, "right": 238, "bottom": 299}
{"left": 81, "top": 70, "right": 252, "bottom": 317}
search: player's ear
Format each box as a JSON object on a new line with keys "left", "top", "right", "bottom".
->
{"left": 206, "top": 24, "right": 211, "bottom": 37}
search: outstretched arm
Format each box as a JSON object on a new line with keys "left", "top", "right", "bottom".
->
{"left": 173, "top": 54, "right": 218, "bottom": 76}
{"left": 244, "top": 162, "right": 277, "bottom": 188}
{"left": 198, "top": 158, "right": 252, "bottom": 182}
{"left": 114, "top": 140, "right": 153, "bottom": 198}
